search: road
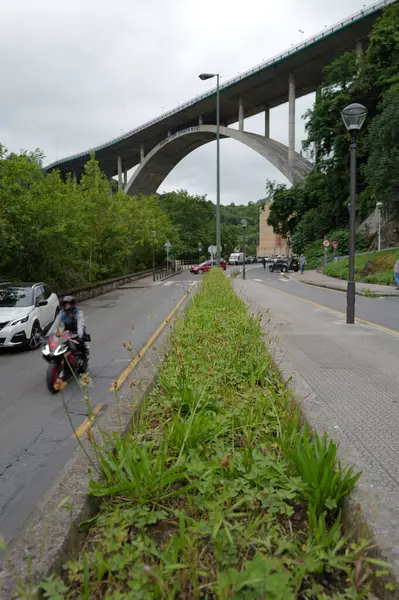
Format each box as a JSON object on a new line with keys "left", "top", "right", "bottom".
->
{"left": 243, "top": 264, "right": 399, "bottom": 333}
{"left": 0, "top": 272, "right": 194, "bottom": 546}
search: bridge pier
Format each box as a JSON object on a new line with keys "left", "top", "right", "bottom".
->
{"left": 288, "top": 73, "right": 296, "bottom": 167}
{"left": 72, "top": 170, "right": 77, "bottom": 185}
{"left": 123, "top": 168, "right": 127, "bottom": 187}
{"left": 140, "top": 144, "right": 145, "bottom": 163}
{"left": 117, "top": 156, "right": 123, "bottom": 190}
{"left": 238, "top": 97, "right": 244, "bottom": 131}
{"left": 199, "top": 115, "right": 203, "bottom": 126}
{"left": 264, "top": 106, "right": 270, "bottom": 138}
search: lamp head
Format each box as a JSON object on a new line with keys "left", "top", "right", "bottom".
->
{"left": 342, "top": 103, "right": 367, "bottom": 132}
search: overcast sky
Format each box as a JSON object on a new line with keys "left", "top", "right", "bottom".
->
{"left": 0, "top": 0, "right": 376, "bottom": 205}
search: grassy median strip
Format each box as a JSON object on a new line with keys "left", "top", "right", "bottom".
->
{"left": 40, "top": 270, "right": 386, "bottom": 599}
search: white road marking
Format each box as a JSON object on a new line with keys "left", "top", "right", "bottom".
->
{"left": 253, "top": 279, "right": 263, "bottom": 282}
{"left": 163, "top": 281, "right": 173, "bottom": 286}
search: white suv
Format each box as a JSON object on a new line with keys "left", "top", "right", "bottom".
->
{"left": 0, "top": 282, "right": 60, "bottom": 350}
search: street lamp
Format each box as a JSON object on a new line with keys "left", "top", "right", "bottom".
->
{"left": 198, "top": 242, "right": 202, "bottom": 264}
{"left": 241, "top": 219, "right": 247, "bottom": 280}
{"left": 376, "top": 201, "right": 383, "bottom": 252}
{"left": 199, "top": 72, "right": 221, "bottom": 267}
{"left": 342, "top": 102, "right": 367, "bottom": 324}
{"left": 151, "top": 231, "right": 156, "bottom": 281}
{"left": 164, "top": 240, "right": 171, "bottom": 272}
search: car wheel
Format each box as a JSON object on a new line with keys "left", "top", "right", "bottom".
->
{"left": 269, "top": 266, "right": 274, "bottom": 272}
{"left": 28, "top": 320, "right": 42, "bottom": 351}
{"left": 199, "top": 269, "right": 204, "bottom": 274}
{"left": 281, "top": 266, "right": 288, "bottom": 273}
{"left": 293, "top": 267, "right": 299, "bottom": 272}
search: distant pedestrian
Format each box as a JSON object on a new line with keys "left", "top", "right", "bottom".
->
{"left": 299, "top": 254, "right": 306, "bottom": 274}
{"left": 394, "top": 257, "right": 399, "bottom": 289}
{"left": 262, "top": 257, "right": 266, "bottom": 270}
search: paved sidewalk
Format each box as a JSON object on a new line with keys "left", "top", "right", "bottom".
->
{"left": 289, "top": 269, "right": 399, "bottom": 296}
{"left": 233, "top": 278, "right": 399, "bottom": 591}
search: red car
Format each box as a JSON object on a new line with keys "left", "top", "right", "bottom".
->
{"left": 190, "top": 259, "right": 227, "bottom": 274}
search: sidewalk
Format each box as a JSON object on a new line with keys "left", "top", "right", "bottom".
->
{"left": 289, "top": 269, "right": 399, "bottom": 296}
{"left": 233, "top": 278, "right": 399, "bottom": 591}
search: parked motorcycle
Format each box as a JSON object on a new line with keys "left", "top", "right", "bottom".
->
{"left": 42, "top": 330, "right": 90, "bottom": 393}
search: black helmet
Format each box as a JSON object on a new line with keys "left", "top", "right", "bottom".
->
{"left": 62, "top": 295, "right": 76, "bottom": 311}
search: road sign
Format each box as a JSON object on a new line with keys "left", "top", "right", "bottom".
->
{"left": 208, "top": 245, "right": 217, "bottom": 255}
{"left": 323, "top": 239, "right": 330, "bottom": 248}
{"left": 164, "top": 241, "right": 171, "bottom": 251}
{"left": 333, "top": 241, "right": 339, "bottom": 249}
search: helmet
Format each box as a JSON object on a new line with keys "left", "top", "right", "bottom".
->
{"left": 62, "top": 295, "right": 76, "bottom": 312}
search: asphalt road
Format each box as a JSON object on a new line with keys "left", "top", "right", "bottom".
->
{"left": 244, "top": 264, "right": 399, "bottom": 332}
{"left": 0, "top": 272, "right": 194, "bottom": 545}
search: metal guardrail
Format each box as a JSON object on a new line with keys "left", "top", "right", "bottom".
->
{"left": 44, "top": 0, "right": 395, "bottom": 171}
{"left": 61, "top": 265, "right": 180, "bottom": 301}
{"left": 327, "top": 245, "right": 399, "bottom": 262}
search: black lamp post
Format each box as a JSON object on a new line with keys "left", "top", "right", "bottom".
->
{"left": 151, "top": 231, "right": 156, "bottom": 281}
{"left": 341, "top": 103, "right": 367, "bottom": 324}
{"left": 241, "top": 219, "right": 247, "bottom": 280}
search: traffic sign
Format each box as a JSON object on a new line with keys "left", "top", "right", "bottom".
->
{"left": 323, "top": 240, "right": 330, "bottom": 248}
{"left": 333, "top": 241, "right": 339, "bottom": 249}
{"left": 208, "top": 245, "right": 217, "bottom": 255}
{"left": 164, "top": 241, "right": 171, "bottom": 251}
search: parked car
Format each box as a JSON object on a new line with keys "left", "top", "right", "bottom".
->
{"left": 0, "top": 282, "right": 60, "bottom": 350}
{"left": 246, "top": 256, "right": 257, "bottom": 264}
{"left": 190, "top": 260, "right": 227, "bottom": 274}
{"left": 228, "top": 253, "right": 244, "bottom": 265}
{"left": 269, "top": 257, "right": 299, "bottom": 273}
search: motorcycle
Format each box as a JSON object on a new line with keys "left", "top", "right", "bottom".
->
{"left": 42, "top": 330, "right": 90, "bottom": 393}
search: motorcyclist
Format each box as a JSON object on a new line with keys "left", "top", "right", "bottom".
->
{"left": 47, "top": 295, "right": 88, "bottom": 361}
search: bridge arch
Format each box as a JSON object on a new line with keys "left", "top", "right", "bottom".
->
{"left": 125, "top": 124, "right": 312, "bottom": 196}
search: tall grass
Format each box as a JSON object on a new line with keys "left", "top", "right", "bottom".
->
{"left": 39, "top": 270, "right": 385, "bottom": 600}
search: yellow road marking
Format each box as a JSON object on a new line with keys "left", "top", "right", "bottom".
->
{"left": 109, "top": 288, "right": 191, "bottom": 392}
{"left": 72, "top": 403, "right": 104, "bottom": 438}
{"left": 269, "top": 285, "right": 399, "bottom": 336}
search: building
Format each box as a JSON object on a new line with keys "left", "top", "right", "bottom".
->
{"left": 257, "top": 201, "right": 287, "bottom": 257}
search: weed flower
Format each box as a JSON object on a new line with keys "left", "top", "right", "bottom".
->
{"left": 80, "top": 373, "right": 93, "bottom": 387}
{"left": 54, "top": 378, "right": 67, "bottom": 391}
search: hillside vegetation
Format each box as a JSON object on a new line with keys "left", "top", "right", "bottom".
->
{"left": 323, "top": 249, "right": 398, "bottom": 286}
{"left": 266, "top": 4, "right": 399, "bottom": 259}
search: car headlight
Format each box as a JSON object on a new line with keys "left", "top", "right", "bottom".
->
{"left": 9, "top": 315, "right": 29, "bottom": 327}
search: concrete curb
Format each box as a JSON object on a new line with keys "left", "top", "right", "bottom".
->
{"left": 287, "top": 275, "right": 399, "bottom": 297}
{"left": 233, "top": 281, "right": 398, "bottom": 600}
{"left": 0, "top": 292, "right": 191, "bottom": 599}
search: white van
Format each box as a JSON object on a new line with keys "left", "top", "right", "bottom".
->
{"left": 228, "top": 252, "right": 244, "bottom": 265}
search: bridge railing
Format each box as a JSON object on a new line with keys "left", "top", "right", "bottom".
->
{"left": 44, "top": 0, "right": 394, "bottom": 171}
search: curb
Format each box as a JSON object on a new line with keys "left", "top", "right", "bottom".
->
{"left": 0, "top": 291, "right": 191, "bottom": 599}
{"left": 287, "top": 275, "right": 399, "bottom": 297}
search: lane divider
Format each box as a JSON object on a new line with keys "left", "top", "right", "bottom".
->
{"left": 109, "top": 286, "right": 192, "bottom": 392}
{"left": 72, "top": 403, "right": 104, "bottom": 439}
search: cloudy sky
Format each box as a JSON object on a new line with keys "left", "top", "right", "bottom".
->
{"left": 0, "top": 0, "right": 377, "bottom": 205}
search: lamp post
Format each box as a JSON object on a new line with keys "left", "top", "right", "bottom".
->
{"left": 341, "top": 102, "right": 367, "bottom": 324}
{"left": 199, "top": 72, "right": 221, "bottom": 267}
{"left": 164, "top": 240, "right": 171, "bottom": 272}
{"left": 376, "top": 201, "right": 383, "bottom": 252}
{"left": 198, "top": 242, "right": 202, "bottom": 264}
{"left": 241, "top": 219, "right": 247, "bottom": 280}
{"left": 151, "top": 231, "right": 156, "bottom": 281}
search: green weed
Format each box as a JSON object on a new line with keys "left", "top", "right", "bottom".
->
{"left": 38, "top": 269, "right": 382, "bottom": 599}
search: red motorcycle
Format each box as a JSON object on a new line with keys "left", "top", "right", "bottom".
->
{"left": 42, "top": 330, "right": 90, "bottom": 393}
